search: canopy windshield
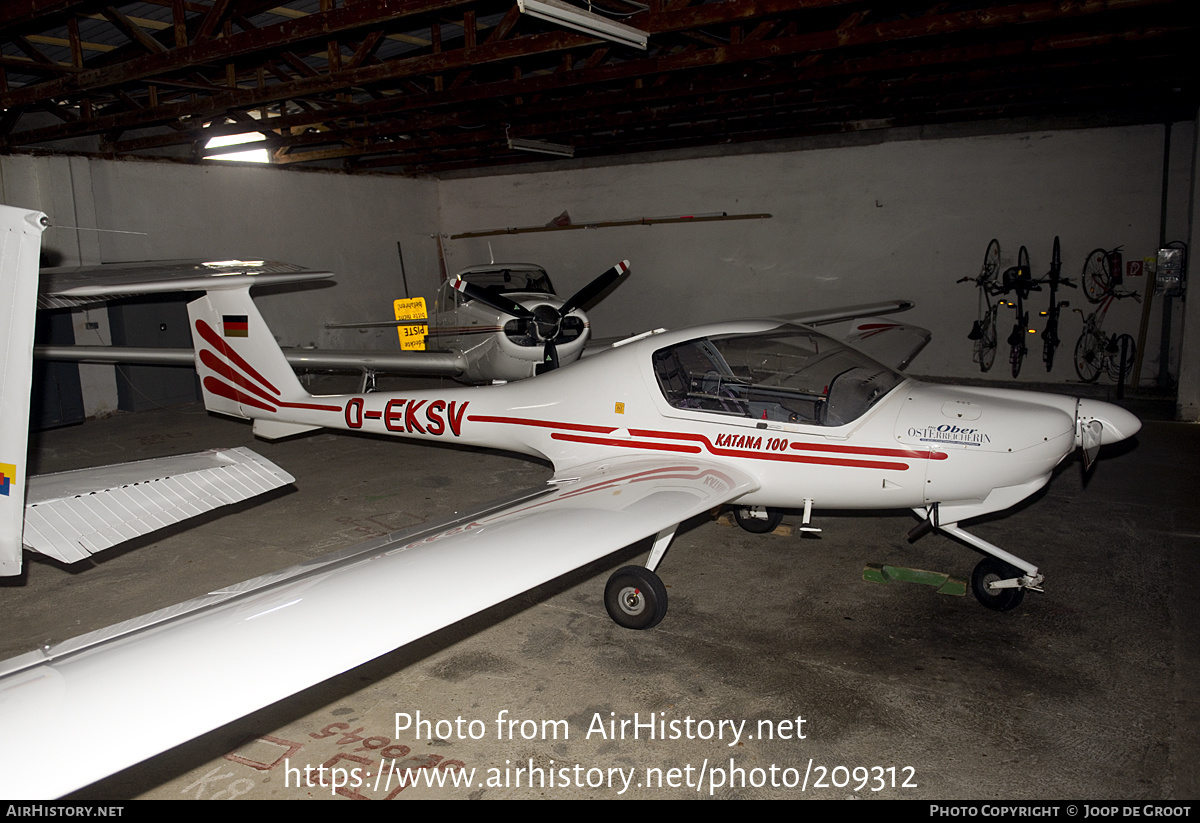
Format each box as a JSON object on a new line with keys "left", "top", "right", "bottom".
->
{"left": 461, "top": 267, "right": 554, "bottom": 295}
{"left": 652, "top": 326, "right": 903, "bottom": 427}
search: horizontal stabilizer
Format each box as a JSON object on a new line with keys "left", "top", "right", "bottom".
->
{"left": 23, "top": 447, "right": 293, "bottom": 564}
{"left": 38, "top": 260, "right": 332, "bottom": 308}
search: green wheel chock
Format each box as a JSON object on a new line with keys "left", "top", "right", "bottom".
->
{"left": 863, "top": 563, "right": 967, "bottom": 596}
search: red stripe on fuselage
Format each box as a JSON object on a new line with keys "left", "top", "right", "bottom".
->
{"left": 468, "top": 415, "right": 617, "bottom": 434}
{"left": 551, "top": 433, "right": 701, "bottom": 453}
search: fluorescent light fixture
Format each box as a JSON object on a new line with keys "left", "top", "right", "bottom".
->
{"left": 518, "top": 0, "right": 648, "bottom": 49}
{"left": 204, "top": 131, "right": 270, "bottom": 163}
{"left": 508, "top": 136, "right": 576, "bottom": 158}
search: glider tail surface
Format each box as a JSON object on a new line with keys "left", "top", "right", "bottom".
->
{"left": 187, "top": 286, "right": 322, "bottom": 439}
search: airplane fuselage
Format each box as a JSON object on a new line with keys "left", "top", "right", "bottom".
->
{"left": 212, "top": 318, "right": 1133, "bottom": 522}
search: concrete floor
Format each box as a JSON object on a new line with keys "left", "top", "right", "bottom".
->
{"left": 3, "top": 380, "right": 1197, "bottom": 800}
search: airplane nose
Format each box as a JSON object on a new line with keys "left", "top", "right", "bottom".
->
{"left": 1076, "top": 399, "right": 1141, "bottom": 446}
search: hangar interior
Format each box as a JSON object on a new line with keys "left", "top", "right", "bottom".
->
{"left": 1, "top": 0, "right": 1198, "bottom": 800}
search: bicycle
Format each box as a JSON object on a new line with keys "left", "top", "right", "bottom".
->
{"left": 1081, "top": 246, "right": 1122, "bottom": 303}
{"left": 958, "top": 239, "right": 1003, "bottom": 373}
{"left": 1037, "top": 236, "right": 1075, "bottom": 372}
{"left": 1072, "top": 248, "right": 1139, "bottom": 383}
{"left": 1001, "top": 245, "right": 1039, "bottom": 378}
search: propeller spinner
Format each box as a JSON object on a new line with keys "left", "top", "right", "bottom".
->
{"left": 452, "top": 260, "right": 630, "bottom": 372}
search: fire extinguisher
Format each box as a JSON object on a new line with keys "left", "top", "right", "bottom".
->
{"left": 1108, "top": 246, "right": 1123, "bottom": 286}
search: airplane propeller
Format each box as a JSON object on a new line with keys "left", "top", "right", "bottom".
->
{"left": 1080, "top": 419, "right": 1104, "bottom": 471}
{"left": 452, "top": 260, "right": 629, "bottom": 372}
{"left": 1074, "top": 398, "right": 1139, "bottom": 473}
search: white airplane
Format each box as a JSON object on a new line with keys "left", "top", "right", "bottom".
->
{"left": 0, "top": 206, "right": 294, "bottom": 578}
{"left": 327, "top": 261, "right": 626, "bottom": 383}
{"left": 0, "top": 213, "right": 1140, "bottom": 798}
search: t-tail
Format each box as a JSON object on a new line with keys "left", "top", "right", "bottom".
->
{"left": 187, "top": 285, "right": 325, "bottom": 440}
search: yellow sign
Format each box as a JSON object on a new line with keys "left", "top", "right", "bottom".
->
{"left": 393, "top": 297, "right": 428, "bottom": 351}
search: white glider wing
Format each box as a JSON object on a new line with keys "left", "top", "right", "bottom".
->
{"left": 2, "top": 205, "right": 300, "bottom": 576}
{"left": 0, "top": 206, "right": 45, "bottom": 577}
{"left": 37, "top": 259, "right": 333, "bottom": 308}
{"left": 0, "top": 456, "right": 756, "bottom": 798}
{"left": 23, "top": 448, "right": 294, "bottom": 564}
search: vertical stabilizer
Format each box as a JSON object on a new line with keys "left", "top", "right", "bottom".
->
{"left": 0, "top": 206, "right": 48, "bottom": 576}
{"left": 186, "top": 287, "right": 321, "bottom": 438}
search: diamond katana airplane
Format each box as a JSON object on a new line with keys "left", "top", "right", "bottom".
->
{"left": 0, "top": 205, "right": 1140, "bottom": 798}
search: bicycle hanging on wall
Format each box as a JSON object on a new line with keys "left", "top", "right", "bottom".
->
{"left": 1073, "top": 246, "right": 1139, "bottom": 384}
{"left": 1038, "top": 236, "right": 1075, "bottom": 372}
{"left": 958, "top": 239, "right": 1003, "bottom": 373}
{"left": 1002, "top": 245, "right": 1040, "bottom": 378}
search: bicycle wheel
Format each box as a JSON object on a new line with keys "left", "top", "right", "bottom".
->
{"left": 1074, "top": 328, "right": 1102, "bottom": 382}
{"left": 1042, "top": 316, "right": 1058, "bottom": 372}
{"left": 1082, "top": 248, "right": 1112, "bottom": 303}
{"left": 981, "top": 239, "right": 1001, "bottom": 286}
{"left": 977, "top": 305, "right": 998, "bottom": 373}
{"left": 1010, "top": 318, "right": 1026, "bottom": 378}
{"left": 1105, "top": 334, "right": 1136, "bottom": 383}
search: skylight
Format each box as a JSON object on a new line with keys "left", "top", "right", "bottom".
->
{"left": 205, "top": 132, "right": 270, "bottom": 163}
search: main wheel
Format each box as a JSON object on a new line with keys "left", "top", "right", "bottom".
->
{"left": 604, "top": 566, "right": 668, "bottom": 630}
{"left": 971, "top": 557, "right": 1026, "bottom": 612}
{"left": 1074, "top": 329, "right": 1102, "bottom": 382}
{"left": 733, "top": 506, "right": 783, "bottom": 534}
{"left": 1082, "top": 248, "right": 1112, "bottom": 303}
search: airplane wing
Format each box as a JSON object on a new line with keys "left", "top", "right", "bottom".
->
{"left": 841, "top": 318, "right": 932, "bottom": 371}
{"left": 1, "top": 210, "right": 299, "bottom": 577}
{"left": 0, "top": 456, "right": 756, "bottom": 798}
{"left": 37, "top": 260, "right": 333, "bottom": 308}
{"left": 778, "top": 299, "right": 914, "bottom": 326}
{"left": 34, "top": 344, "right": 469, "bottom": 377}
{"left": 23, "top": 448, "right": 293, "bottom": 564}
{"left": 36, "top": 260, "right": 470, "bottom": 377}
{"left": 0, "top": 206, "right": 45, "bottom": 576}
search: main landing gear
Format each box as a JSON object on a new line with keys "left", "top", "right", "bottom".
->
{"left": 909, "top": 506, "right": 1044, "bottom": 612}
{"left": 605, "top": 566, "right": 668, "bottom": 630}
{"left": 733, "top": 505, "right": 783, "bottom": 534}
{"left": 603, "top": 524, "right": 676, "bottom": 630}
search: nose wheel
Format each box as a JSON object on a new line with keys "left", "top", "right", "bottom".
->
{"left": 605, "top": 566, "right": 668, "bottom": 630}
{"left": 970, "top": 557, "right": 1026, "bottom": 612}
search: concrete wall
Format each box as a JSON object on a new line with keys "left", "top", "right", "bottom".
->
{"left": 1, "top": 155, "right": 441, "bottom": 415}
{"left": 3, "top": 119, "right": 1196, "bottom": 416}
{"left": 439, "top": 123, "right": 1195, "bottom": 386}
